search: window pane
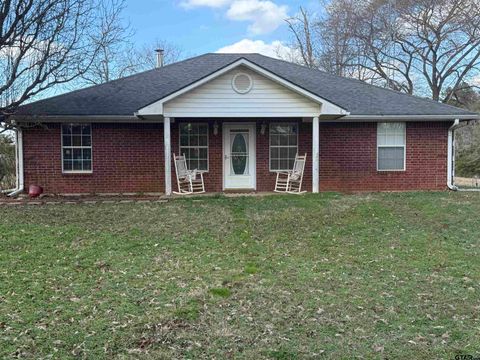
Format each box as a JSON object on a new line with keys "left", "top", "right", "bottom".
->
{"left": 378, "top": 147, "right": 404, "bottom": 170}
{"left": 191, "top": 124, "right": 199, "bottom": 134}
{"left": 72, "top": 136, "right": 82, "bottom": 146}
{"left": 73, "top": 160, "right": 83, "bottom": 171}
{"left": 395, "top": 133, "right": 405, "bottom": 144}
{"left": 271, "top": 159, "right": 279, "bottom": 170}
{"left": 378, "top": 133, "right": 387, "bottom": 146}
{"left": 279, "top": 159, "right": 289, "bottom": 170}
{"left": 198, "top": 148, "right": 208, "bottom": 159}
{"left": 83, "top": 149, "right": 91, "bottom": 160}
{"left": 190, "top": 135, "right": 199, "bottom": 146}
{"left": 288, "top": 134, "right": 297, "bottom": 146}
{"left": 191, "top": 148, "right": 199, "bottom": 159}
{"left": 270, "top": 135, "right": 280, "bottom": 146}
{"left": 81, "top": 124, "right": 91, "bottom": 135}
{"left": 279, "top": 147, "right": 288, "bottom": 158}
{"left": 288, "top": 148, "right": 297, "bottom": 159}
{"left": 71, "top": 125, "right": 82, "bottom": 135}
{"left": 386, "top": 134, "right": 396, "bottom": 145}
{"left": 62, "top": 125, "right": 72, "bottom": 135}
{"left": 180, "top": 135, "right": 189, "bottom": 147}
{"left": 279, "top": 135, "right": 288, "bottom": 146}
{"left": 82, "top": 135, "right": 91, "bottom": 147}
{"left": 378, "top": 122, "right": 405, "bottom": 146}
{"left": 271, "top": 147, "right": 279, "bottom": 158}
{"left": 63, "top": 135, "right": 72, "bottom": 146}
{"left": 63, "top": 160, "right": 73, "bottom": 171}
{"left": 63, "top": 148, "right": 72, "bottom": 160}
{"left": 198, "top": 135, "right": 208, "bottom": 146}
{"left": 198, "top": 124, "right": 208, "bottom": 134}
{"left": 73, "top": 148, "right": 82, "bottom": 160}
{"left": 270, "top": 125, "right": 283, "bottom": 134}
{"left": 198, "top": 160, "right": 208, "bottom": 171}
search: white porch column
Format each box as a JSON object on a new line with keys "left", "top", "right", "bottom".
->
{"left": 312, "top": 116, "right": 320, "bottom": 193}
{"left": 164, "top": 117, "right": 172, "bottom": 196}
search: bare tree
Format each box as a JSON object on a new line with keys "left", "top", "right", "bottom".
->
{"left": 316, "top": 0, "right": 365, "bottom": 79}
{"left": 0, "top": 0, "right": 128, "bottom": 132}
{"left": 285, "top": 7, "right": 319, "bottom": 68}
{"left": 288, "top": 0, "right": 480, "bottom": 102}
{"left": 81, "top": 34, "right": 185, "bottom": 85}
{"left": 79, "top": 0, "right": 135, "bottom": 85}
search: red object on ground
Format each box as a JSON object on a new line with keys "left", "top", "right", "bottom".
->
{"left": 28, "top": 185, "right": 43, "bottom": 198}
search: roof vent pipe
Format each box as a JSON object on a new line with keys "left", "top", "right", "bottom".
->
{"left": 155, "top": 49, "right": 164, "bottom": 68}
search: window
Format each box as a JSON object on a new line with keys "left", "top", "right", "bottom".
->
{"left": 179, "top": 123, "right": 208, "bottom": 171}
{"left": 270, "top": 123, "right": 298, "bottom": 171}
{"left": 377, "top": 122, "right": 406, "bottom": 171}
{"left": 62, "top": 124, "right": 92, "bottom": 172}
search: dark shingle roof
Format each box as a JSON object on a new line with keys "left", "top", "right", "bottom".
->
{"left": 16, "top": 53, "right": 476, "bottom": 117}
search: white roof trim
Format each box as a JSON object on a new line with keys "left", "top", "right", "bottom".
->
{"left": 136, "top": 58, "right": 349, "bottom": 117}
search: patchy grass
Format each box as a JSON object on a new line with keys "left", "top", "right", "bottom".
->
{"left": 1, "top": 192, "right": 480, "bottom": 358}
{"left": 209, "top": 287, "right": 232, "bottom": 298}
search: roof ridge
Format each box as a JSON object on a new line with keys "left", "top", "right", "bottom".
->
{"left": 248, "top": 53, "right": 476, "bottom": 114}
{"left": 18, "top": 53, "right": 212, "bottom": 109}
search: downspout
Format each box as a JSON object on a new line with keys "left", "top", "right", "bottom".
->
{"left": 447, "top": 119, "right": 459, "bottom": 190}
{"left": 447, "top": 119, "right": 480, "bottom": 192}
{"left": 7, "top": 128, "right": 24, "bottom": 197}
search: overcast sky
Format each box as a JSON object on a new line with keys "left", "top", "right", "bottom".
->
{"left": 125, "top": 0, "right": 323, "bottom": 58}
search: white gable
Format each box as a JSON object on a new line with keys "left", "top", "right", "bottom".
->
{"left": 163, "top": 66, "right": 321, "bottom": 118}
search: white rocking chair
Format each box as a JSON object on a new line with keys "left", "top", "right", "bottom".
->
{"left": 274, "top": 153, "right": 307, "bottom": 194}
{"left": 173, "top": 153, "right": 206, "bottom": 195}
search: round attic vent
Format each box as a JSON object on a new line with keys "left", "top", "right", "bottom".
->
{"left": 232, "top": 73, "right": 253, "bottom": 94}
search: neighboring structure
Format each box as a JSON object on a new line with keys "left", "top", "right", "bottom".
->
{"left": 8, "top": 53, "right": 479, "bottom": 195}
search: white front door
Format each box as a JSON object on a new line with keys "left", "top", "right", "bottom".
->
{"left": 223, "top": 124, "right": 256, "bottom": 190}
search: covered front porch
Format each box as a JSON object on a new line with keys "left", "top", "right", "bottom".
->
{"left": 163, "top": 118, "right": 320, "bottom": 195}
{"left": 135, "top": 58, "right": 348, "bottom": 195}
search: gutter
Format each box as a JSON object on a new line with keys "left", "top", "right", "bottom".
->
{"left": 7, "top": 128, "right": 24, "bottom": 197}
{"left": 12, "top": 115, "right": 143, "bottom": 123}
{"left": 341, "top": 114, "right": 480, "bottom": 122}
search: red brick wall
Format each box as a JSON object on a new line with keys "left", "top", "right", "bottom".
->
{"left": 22, "top": 120, "right": 450, "bottom": 194}
{"left": 23, "top": 123, "right": 164, "bottom": 194}
{"left": 319, "top": 121, "right": 450, "bottom": 191}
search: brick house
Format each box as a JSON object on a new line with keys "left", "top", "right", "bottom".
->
{"left": 8, "top": 53, "right": 479, "bottom": 195}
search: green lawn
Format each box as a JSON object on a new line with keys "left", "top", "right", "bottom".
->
{"left": 1, "top": 192, "right": 480, "bottom": 359}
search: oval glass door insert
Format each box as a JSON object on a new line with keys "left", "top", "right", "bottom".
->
{"left": 231, "top": 132, "right": 248, "bottom": 175}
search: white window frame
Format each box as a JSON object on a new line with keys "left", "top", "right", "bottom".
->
{"left": 377, "top": 122, "right": 406, "bottom": 172}
{"left": 178, "top": 122, "right": 209, "bottom": 172}
{"left": 269, "top": 122, "right": 299, "bottom": 172}
{"left": 61, "top": 123, "right": 93, "bottom": 174}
